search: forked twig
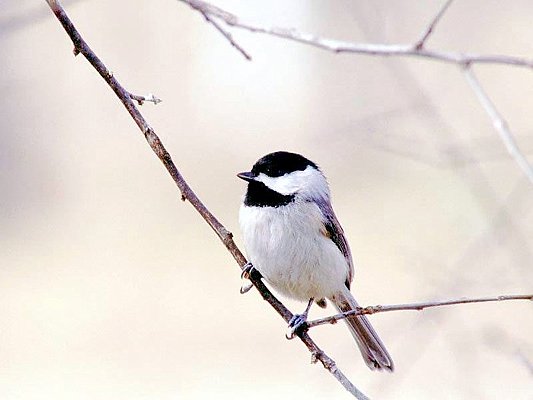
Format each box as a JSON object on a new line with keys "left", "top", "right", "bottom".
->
{"left": 178, "top": 0, "right": 533, "bottom": 69}
{"left": 178, "top": 0, "right": 533, "bottom": 185}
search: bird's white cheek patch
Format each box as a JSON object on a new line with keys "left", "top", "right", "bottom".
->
{"left": 255, "top": 166, "right": 321, "bottom": 196}
{"left": 256, "top": 173, "right": 299, "bottom": 195}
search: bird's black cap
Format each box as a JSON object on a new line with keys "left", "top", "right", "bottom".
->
{"left": 249, "top": 151, "right": 318, "bottom": 178}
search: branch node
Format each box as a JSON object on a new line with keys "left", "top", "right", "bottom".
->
{"left": 72, "top": 46, "right": 80, "bottom": 56}
{"left": 221, "top": 229, "right": 234, "bottom": 248}
{"left": 311, "top": 350, "right": 322, "bottom": 364}
{"left": 148, "top": 93, "right": 162, "bottom": 104}
{"left": 363, "top": 306, "right": 378, "bottom": 314}
{"left": 130, "top": 93, "right": 162, "bottom": 106}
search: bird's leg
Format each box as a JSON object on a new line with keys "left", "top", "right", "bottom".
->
{"left": 239, "top": 262, "right": 262, "bottom": 294}
{"left": 286, "top": 298, "right": 314, "bottom": 339}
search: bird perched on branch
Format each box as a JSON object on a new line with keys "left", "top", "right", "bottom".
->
{"left": 238, "top": 151, "right": 393, "bottom": 371}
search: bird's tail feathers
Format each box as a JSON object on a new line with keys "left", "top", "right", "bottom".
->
{"left": 330, "top": 288, "right": 394, "bottom": 372}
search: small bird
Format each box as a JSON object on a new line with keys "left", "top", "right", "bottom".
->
{"left": 238, "top": 151, "right": 393, "bottom": 371}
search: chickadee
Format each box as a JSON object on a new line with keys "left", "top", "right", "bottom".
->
{"left": 238, "top": 151, "right": 393, "bottom": 371}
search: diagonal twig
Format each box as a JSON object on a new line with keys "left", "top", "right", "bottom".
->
{"left": 415, "top": 0, "right": 454, "bottom": 49}
{"left": 44, "top": 1, "right": 366, "bottom": 398}
{"left": 186, "top": 0, "right": 251, "bottom": 60}
{"left": 516, "top": 349, "right": 533, "bottom": 376}
{"left": 464, "top": 67, "right": 533, "bottom": 184}
{"left": 307, "top": 294, "right": 533, "bottom": 328}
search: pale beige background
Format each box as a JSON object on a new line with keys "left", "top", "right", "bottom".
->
{"left": 1, "top": 1, "right": 532, "bottom": 399}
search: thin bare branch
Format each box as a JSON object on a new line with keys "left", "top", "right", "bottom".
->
{"left": 45, "top": 1, "right": 365, "bottom": 398}
{"left": 185, "top": 0, "right": 251, "bottom": 60}
{"left": 415, "top": 0, "right": 454, "bottom": 49}
{"left": 202, "top": 11, "right": 252, "bottom": 60}
{"left": 129, "top": 92, "right": 162, "bottom": 105}
{"left": 307, "top": 294, "right": 533, "bottom": 328}
{"left": 516, "top": 349, "right": 533, "bottom": 376}
{"left": 178, "top": 0, "right": 533, "bottom": 70}
{"left": 464, "top": 67, "right": 533, "bottom": 184}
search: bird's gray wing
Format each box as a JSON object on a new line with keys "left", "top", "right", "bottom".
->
{"left": 316, "top": 198, "right": 354, "bottom": 288}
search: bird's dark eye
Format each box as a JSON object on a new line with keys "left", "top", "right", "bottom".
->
{"left": 266, "top": 166, "right": 279, "bottom": 176}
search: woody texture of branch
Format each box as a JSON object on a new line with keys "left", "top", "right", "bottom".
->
{"left": 45, "top": 1, "right": 532, "bottom": 399}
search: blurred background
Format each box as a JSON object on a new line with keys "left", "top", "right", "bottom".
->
{"left": 1, "top": 0, "right": 532, "bottom": 399}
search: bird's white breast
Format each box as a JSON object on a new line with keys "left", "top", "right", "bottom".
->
{"left": 239, "top": 200, "right": 349, "bottom": 301}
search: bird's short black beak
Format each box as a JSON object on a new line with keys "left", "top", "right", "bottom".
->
{"left": 237, "top": 171, "right": 255, "bottom": 182}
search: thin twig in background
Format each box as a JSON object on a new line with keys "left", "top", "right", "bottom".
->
{"left": 178, "top": 0, "right": 533, "bottom": 185}
{"left": 179, "top": 0, "right": 533, "bottom": 69}
{"left": 516, "top": 349, "right": 533, "bottom": 376}
{"left": 414, "top": 0, "right": 454, "bottom": 49}
{"left": 198, "top": 7, "right": 251, "bottom": 60}
{"left": 464, "top": 67, "right": 533, "bottom": 184}
{"left": 44, "top": 1, "right": 367, "bottom": 398}
{"left": 307, "top": 294, "right": 533, "bottom": 328}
